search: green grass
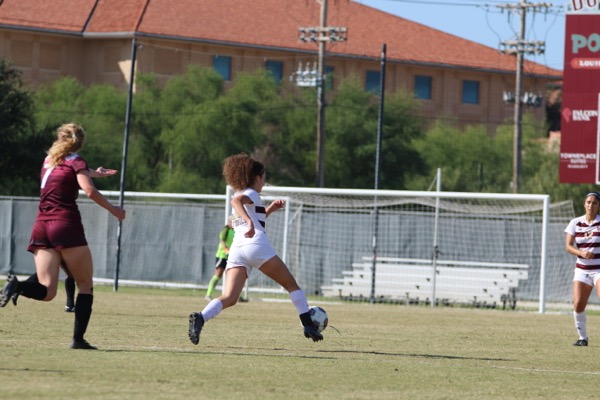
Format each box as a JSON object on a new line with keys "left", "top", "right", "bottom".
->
{"left": 0, "top": 285, "right": 597, "bottom": 400}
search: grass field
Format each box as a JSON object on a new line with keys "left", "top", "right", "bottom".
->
{"left": 0, "top": 284, "right": 598, "bottom": 400}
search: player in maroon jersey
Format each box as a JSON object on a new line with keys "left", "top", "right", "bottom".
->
{"left": 0, "top": 123, "right": 126, "bottom": 350}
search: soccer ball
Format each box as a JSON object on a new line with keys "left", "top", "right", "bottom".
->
{"left": 309, "top": 306, "right": 328, "bottom": 332}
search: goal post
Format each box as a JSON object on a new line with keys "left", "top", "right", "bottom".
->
{"left": 253, "top": 186, "right": 572, "bottom": 313}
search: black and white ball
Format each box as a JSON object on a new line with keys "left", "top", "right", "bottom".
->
{"left": 309, "top": 306, "right": 328, "bottom": 332}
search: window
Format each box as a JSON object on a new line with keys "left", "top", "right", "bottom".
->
{"left": 365, "top": 70, "right": 381, "bottom": 92}
{"left": 462, "top": 80, "right": 480, "bottom": 104}
{"left": 414, "top": 75, "right": 432, "bottom": 100}
{"left": 213, "top": 55, "right": 231, "bottom": 81}
{"left": 325, "top": 66, "right": 334, "bottom": 90}
{"left": 265, "top": 60, "right": 283, "bottom": 84}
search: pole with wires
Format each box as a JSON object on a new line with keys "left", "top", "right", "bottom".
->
{"left": 114, "top": 38, "right": 138, "bottom": 291}
{"left": 369, "top": 44, "right": 387, "bottom": 305}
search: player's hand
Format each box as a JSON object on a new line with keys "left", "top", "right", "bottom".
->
{"left": 112, "top": 206, "right": 126, "bottom": 221}
{"left": 244, "top": 223, "right": 255, "bottom": 238}
{"left": 96, "top": 167, "right": 118, "bottom": 177}
{"left": 271, "top": 199, "right": 285, "bottom": 210}
{"left": 267, "top": 199, "right": 285, "bottom": 214}
{"left": 582, "top": 251, "right": 594, "bottom": 260}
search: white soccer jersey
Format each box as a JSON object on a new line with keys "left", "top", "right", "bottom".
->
{"left": 565, "top": 214, "right": 600, "bottom": 270}
{"left": 230, "top": 188, "right": 268, "bottom": 246}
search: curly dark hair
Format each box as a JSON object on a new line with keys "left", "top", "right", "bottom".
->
{"left": 223, "top": 153, "right": 265, "bottom": 191}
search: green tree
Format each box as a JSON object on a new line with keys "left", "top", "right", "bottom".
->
{"left": 271, "top": 78, "right": 425, "bottom": 189}
{"left": 0, "top": 60, "right": 42, "bottom": 195}
{"left": 268, "top": 88, "right": 318, "bottom": 186}
{"left": 407, "top": 119, "right": 514, "bottom": 192}
{"left": 33, "top": 77, "right": 125, "bottom": 191}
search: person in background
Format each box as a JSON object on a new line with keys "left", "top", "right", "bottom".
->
{"left": 188, "top": 153, "right": 323, "bottom": 345}
{"left": 565, "top": 191, "right": 600, "bottom": 347}
{"left": 205, "top": 219, "right": 235, "bottom": 301}
{"left": 0, "top": 123, "right": 126, "bottom": 350}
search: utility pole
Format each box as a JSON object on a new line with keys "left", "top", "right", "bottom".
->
{"left": 498, "top": 1, "right": 550, "bottom": 193}
{"left": 299, "top": 0, "right": 347, "bottom": 187}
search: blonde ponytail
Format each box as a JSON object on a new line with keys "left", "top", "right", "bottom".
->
{"left": 47, "top": 123, "right": 86, "bottom": 167}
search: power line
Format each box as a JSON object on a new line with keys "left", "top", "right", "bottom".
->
{"left": 497, "top": 1, "right": 551, "bottom": 194}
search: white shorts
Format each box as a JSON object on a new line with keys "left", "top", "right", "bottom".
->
{"left": 573, "top": 268, "right": 600, "bottom": 286}
{"left": 226, "top": 243, "right": 277, "bottom": 277}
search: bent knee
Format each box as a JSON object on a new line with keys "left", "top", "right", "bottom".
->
{"left": 44, "top": 288, "right": 58, "bottom": 301}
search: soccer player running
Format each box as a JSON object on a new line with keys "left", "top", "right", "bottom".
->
{"left": 188, "top": 153, "right": 323, "bottom": 344}
{"left": 0, "top": 123, "right": 126, "bottom": 350}
{"left": 565, "top": 191, "right": 600, "bottom": 347}
{"left": 10, "top": 164, "right": 118, "bottom": 313}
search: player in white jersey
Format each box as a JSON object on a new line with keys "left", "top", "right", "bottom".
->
{"left": 565, "top": 192, "right": 600, "bottom": 347}
{"left": 188, "top": 153, "right": 323, "bottom": 345}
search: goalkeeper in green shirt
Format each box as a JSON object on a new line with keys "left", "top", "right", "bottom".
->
{"left": 205, "top": 220, "right": 235, "bottom": 300}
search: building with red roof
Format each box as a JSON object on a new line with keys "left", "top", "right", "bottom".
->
{"left": 0, "top": 0, "right": 562, "bottom": 129}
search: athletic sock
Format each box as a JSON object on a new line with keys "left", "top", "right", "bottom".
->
{"left": 18, "top": 274, "right": 47, "bottom": 300}
{"left": 206, "top": 275, "right": 220, "bottom": 297}
{"left": 574, "top": 311, "right": 588, "bottom": 340}
{"left": 65, "top": 277, "right": 76, "bottom": 308}
{"left": 289, "top": 290, "right": 310, "bottom": 315}
{"left": 200, "top": 299, "right": 223, "bottom": 322}
{"left": 73, "top": 293, "right": 93, "bottom": 342}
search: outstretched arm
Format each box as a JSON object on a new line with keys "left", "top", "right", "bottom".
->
{"left": 88, "top": 167, "right": 118, "bottom": 178}
{"left": 77, "top": 170, "right": 125, "bottom": 221}
{"left": 266, "top": 199, "right": 285, "bottom": 217}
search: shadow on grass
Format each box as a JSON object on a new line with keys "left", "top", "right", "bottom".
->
{"left": 95, "top": 345, "right": 511, "bottom": 362}
{"left": 317, "top": 349, "right": 513, "bottom": 362}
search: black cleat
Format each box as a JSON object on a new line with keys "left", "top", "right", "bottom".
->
{"left": 188, "top": 312, "right": 204, "bottom": 345}
{"left": 573, "top": 339, "right": 588, "bottom": 347}
{"left": 70, "top": 340, "right": 98, "bottom": 350}
{"left": 0, "top": 275, "right": 19, "bottom": 308}
{"left": 65, "top": 305, "right": 76, "bottom": 313}
{"left": 304, "top": 325, "right": 323, "bottom": 342}
{"left": 11, "top": 292, "right": 19, "bottom": 306}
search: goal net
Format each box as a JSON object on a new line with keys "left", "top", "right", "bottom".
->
{"left": 248, "top": 187, "right": 575, "bottom": 312}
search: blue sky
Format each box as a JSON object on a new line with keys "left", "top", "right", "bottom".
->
{"left": 356, "top": 0, "right": 567, "bottom": 71}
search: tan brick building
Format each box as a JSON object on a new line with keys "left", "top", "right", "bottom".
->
{"left": 0, "top": 0, "right": 561, "bottom": 129}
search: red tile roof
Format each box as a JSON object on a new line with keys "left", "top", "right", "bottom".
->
{"left": 0, "top": 0, "right": 561, "bottom": 77}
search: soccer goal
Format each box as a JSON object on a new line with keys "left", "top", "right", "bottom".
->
{"left": 244, "top": 186, "right": 575, "bottom": 313}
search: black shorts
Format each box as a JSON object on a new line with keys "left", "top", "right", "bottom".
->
{"left": 215, "top": 257, "right": 228, "bottom": 269}
{"left": 27, "top": 219, "right": 87, "bottom": 253}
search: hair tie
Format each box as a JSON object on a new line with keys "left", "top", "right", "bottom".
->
{"left": 586, "top": 192, "right": 600, "bottom": 200}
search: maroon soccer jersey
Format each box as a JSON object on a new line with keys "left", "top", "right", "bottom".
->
{"left": 37, "top": 154, "right": 88, "bottom": 222}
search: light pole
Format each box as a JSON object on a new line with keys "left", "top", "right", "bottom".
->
{"left": 298, "top": 0, "right": 347, "bottom": 187}
{"left": 498, "top": 0, "right": 549, "bottom": 193}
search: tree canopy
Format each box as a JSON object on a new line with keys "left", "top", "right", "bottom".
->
{"left": 1, "top": 61, "right": 593, "bottom": 205}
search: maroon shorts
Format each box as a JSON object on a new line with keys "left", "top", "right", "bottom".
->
{"left": 27, "top": 219, "right": 87, "bottom": 253}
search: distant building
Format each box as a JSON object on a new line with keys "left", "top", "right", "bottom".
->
{"left": 0, "top": 0, "right": 561, "bottom": 130}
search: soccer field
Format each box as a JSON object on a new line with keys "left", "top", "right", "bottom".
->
{"left": 0, "top": 285, "right": 597, "bottom": 400}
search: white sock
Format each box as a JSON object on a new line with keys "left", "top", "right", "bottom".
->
{"left": 574, "top": 311, "right": 587, "bottom": 340}
{"left": 289, "top": 290, "right": 309, "bottom": 314}
{"left": 201, "top": 299, "right": 223, "bottom": 322}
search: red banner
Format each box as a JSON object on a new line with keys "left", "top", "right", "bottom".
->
{"left": 560, "top": 12, "right": 600, "bottom": 183}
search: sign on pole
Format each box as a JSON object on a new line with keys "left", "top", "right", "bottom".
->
{"left": 560, "top": 7, "right": 600, "bottom": 183}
